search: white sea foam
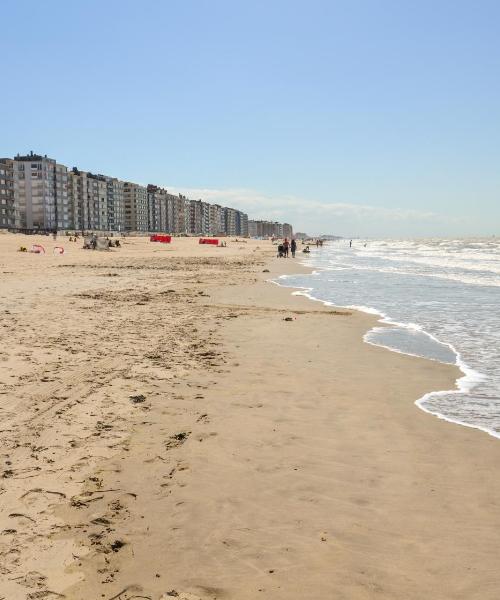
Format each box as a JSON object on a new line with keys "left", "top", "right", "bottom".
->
{"left": 274, "top": 237, "right": 500, "bottom": 439}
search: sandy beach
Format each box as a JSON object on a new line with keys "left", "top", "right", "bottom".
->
{"left": 1, "top": 233, "right": 500, "bottom": 600}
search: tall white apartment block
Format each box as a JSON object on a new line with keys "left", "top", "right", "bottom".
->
{"left": 224, "top": 207, "right": 237, "bottom": 236}
{"left": 0, "top": 158, "right": 14, "bottom": 229}
{"left": 13, "top": 152, "right": 69, "bottom": 230}
{"left": 106, "top": 176, "right": 125, "bottom": 231}
{"left": 124, "top": 182, "right": 149, "bottom": 231}
{"left": 68, "top": 169, "right": 125, "bottom": 232}
{"left": 86, "top": 174, "right": 109, "bottom": 231}
{"left": 147, "top": 185, "right": 163, "bottom": 232}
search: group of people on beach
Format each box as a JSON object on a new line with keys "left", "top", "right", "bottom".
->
{"left": 277, "top": 238, "right": 297, "bottom": 258}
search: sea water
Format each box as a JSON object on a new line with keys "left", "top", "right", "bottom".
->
{"left": 278, "top": 238, "right": 500, "bottom": 438}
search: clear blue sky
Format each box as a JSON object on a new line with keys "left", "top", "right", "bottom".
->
{"left": 1, "top": 0, "right": 499, "bottom": 236}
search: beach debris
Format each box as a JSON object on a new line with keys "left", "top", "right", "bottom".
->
{"left": 90, "top": 516, "right": 111, "bottom": 526}
{"left": 110, "top": 539, "right": 126, "bottom": 552}
{"left": 283, "top": 317, "right": 294, "bottom": 321}
{"left": 20, "top": 488, "right": 66, "bottom": 499}
{"left": 70, "top": 494, "right": 104, "bottom": 508}
{"left": 262, "top": 269, "right": 270, "bottom": 272}
{"left": 165, "top": 431, "right": 191, "bottom": 450}
{"left": 107, "top": 585, "right": 143, "bottom": 600}
{"left": 28, "top": 592, "right": 66, "bottom": 599}
{"left": 160, "top": 593, "right": 203, "bottom": 599}
{"left": 8, "top": 512, "right": 36, "bottom": 523}
{"left": 129, "top": 394, "right": 146, "bottom": 404}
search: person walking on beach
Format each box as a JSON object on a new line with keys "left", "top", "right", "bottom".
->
{"left": 349, "top": 239, "right": 352, "bottom": 248}
{"left": 283, "top": 238, "right": 289, "bottom": 257}
{"left": 291, "top": 238, "right": 297, "bottom": 258}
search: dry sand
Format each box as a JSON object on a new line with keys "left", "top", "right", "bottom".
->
{"left": 1, "top": 233, "right": 499, "bottom": 600}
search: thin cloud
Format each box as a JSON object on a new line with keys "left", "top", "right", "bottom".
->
{"left": 165, "top": 185, "right": 454, "bottom": 234}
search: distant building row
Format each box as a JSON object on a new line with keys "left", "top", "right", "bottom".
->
{"left": 0, "top": 152, "right": 291, "bottom": 238}
{"left": 247, "top": 220, "right": 293, "bottom": 240}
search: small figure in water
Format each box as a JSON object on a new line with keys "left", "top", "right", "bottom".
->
{"left": 349, "top": 239, "right": 352, "bottom": 248}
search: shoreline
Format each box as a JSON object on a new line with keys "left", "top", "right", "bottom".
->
{"left": 1, "top": 234, "right": 500, "bottom": 599}
{"left": 274, "top": 255, "right": 499, "bottom": 440}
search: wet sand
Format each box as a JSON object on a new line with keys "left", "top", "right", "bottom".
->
{"left": 1, "top": 233, "right": 499, "bottom": 600}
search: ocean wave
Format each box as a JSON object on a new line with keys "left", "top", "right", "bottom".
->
{"left": 273, "top": 268, "right": 495, "bottom": 440}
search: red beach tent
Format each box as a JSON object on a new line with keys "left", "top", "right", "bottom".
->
{"left": 150, "top": 235, "right": 172, "bottom": 243}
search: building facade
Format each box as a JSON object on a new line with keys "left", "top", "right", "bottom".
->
{"left": 224, "top": 207, "right": 237, "bottom": 236}
{"left": 124, "top": 182, "right": 149, "bottom": 231}
{"left": 3, "top": 151, "right": 292, "bottom": 235}
{"left": 237, "top": 211, "right": 248, "bottom": 237}
{"left": 68, "top": 169, "right": 126, "bottom": 232}
{"left": 248, "top": 220, "right": 292, "bottom": 238}
{"left": 147, "top": 185, "right": 163, "bottom": 232}
{"left": 282, "top": 223, "right": 293, "bottom": 239}
{"left": 12, "top": 152, "right": 69, "bottom": 230}
{"left": 168, "top": 194, "right": 187, "bottom": 234}
{"left": 0, "top": 158, "right": 14, "bottom": 229}
{"left": 106, "top": 177, "right": 125, "bottom": 232}
{"left": 208, "top": 204, "right": 222, "bottom": 235}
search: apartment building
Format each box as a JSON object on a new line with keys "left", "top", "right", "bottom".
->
{"left": 4, "top": 151, "right": 292, "bottom": 236}
{"left": 201, "top": 201, "right": 211, "bottom": 235}
{"left": 12, "top": 152, "right": 69, "bottom": 230}
{"left": 124, "top": 182, "right": 148, "bottom": 231}
{"left": 107, "top": 177, "right": 125, "bottom": 231}
{"left": 248, "top": 220, "right": 258, "bottom": 237}
{"left": 87, "top": 174, "right": 109, "bottom": 230}
{"left": 207, "top": 203, "right": 222, "bottom": 235}
{"left": 187, "top": 199, "right": 203, "bottom": 235}
{"left": 170, "top": 194, "right": 188, "bottom": 234}
{"left": 224, "top": 207, "right": 237, "bottom": 236}
{"left": 67, "top": 168, "right": 86, "bottom": 230}
{"left": 156, "top": 189, "right": 169, "bottom": 231}
{"left": 0, "top": 158, "right": 14, "bottom": 228}
{"left": 147, "top": 185, "right": 161, "bottom": 232}
{"left": 282, "top": 222, "right": 293, "bottom": 239}
{"left": 68, "top": 169, "right": 126, "bottom": 232}
{"left": 237, "top": 211, "right": 249, "bottom": 237}
{"left": 248, "top": 220, "right": 291, "bottom": 238}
